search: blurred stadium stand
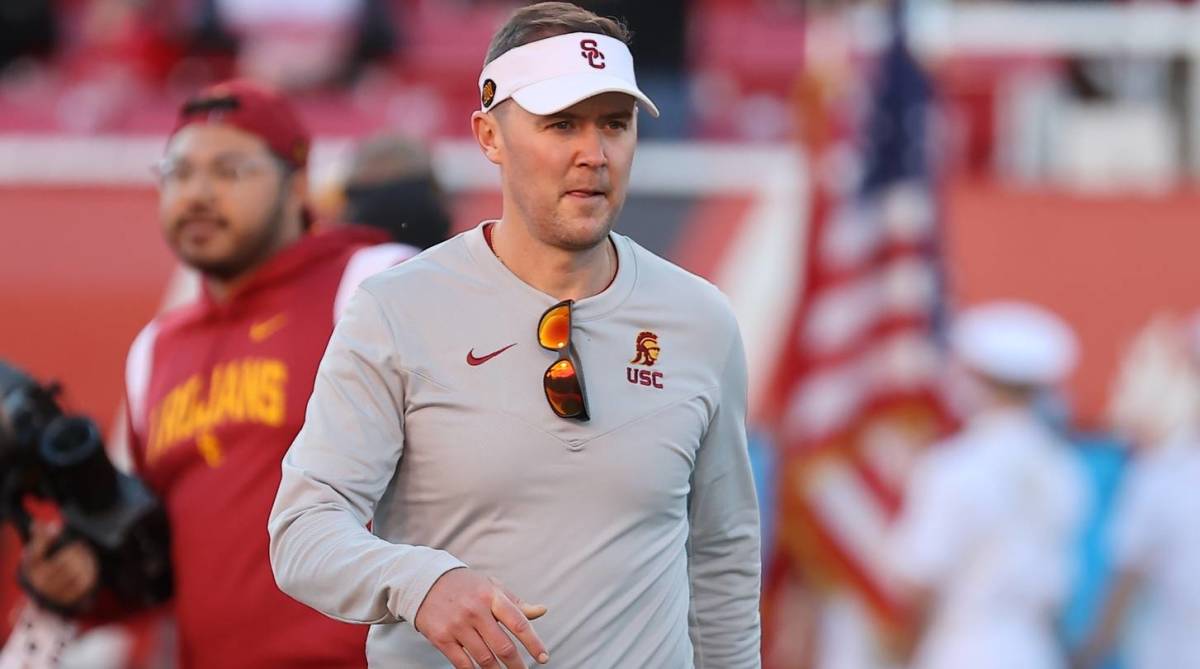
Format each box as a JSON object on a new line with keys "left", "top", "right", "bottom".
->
{"left": 0, "top": 0, "right": 805, "bottom": 140}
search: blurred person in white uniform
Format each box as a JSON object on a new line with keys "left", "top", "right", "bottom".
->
{"left": 1076, "top": 313, "right": 1200, "bottom": 669}
{"left": 889, "top": 301, "right": 1088, "bottom": 669}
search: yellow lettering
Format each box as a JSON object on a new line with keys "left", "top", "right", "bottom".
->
{"left": 138, "top": 357, "right": 289, "bottom": 463}
{"left": 152, "top": 393, "right": 173, "bottom": 455}
{"left": 196, "top": 430, "right": 223, "bottom": 468}
{"left": 175, "top": 377, "right": 201, "bottom": 445}
{"left": 215, "top": 362, "right": 245, "bottom": 424}
{"left": 160, "top": 381, "right": 187, "bottom": 450}
{"left": 202, "top": 365, "right": 224, "bottom": 428}
{"left": 237, "top": 359, "right": 258, "bottom": 423}
{"left": 193, "top": 363, "right": 226, "bottom": 434}
{"left": 190, "top": 392, "right": 211, "bottom": 439}
{"left": 260, "top": 360, "right": 287, "bottom": 426}
{"left": 146, "top": 406, "right": 164, "bottom": 462}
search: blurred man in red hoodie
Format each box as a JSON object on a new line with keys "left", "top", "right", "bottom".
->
{"left": 14, "top": 79, "right": 416, "bottom": 668}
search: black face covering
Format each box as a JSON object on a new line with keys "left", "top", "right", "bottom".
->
{"left": 343, "top": 176, "right": 451, "bottom": 250}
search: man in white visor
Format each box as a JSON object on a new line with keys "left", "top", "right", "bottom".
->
{"left": 268, "top": 2, "right": 762, "bottom": 669}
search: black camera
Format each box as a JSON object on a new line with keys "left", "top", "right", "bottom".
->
{"left": 0, "top": 360, "right": 172, "bottom": 615}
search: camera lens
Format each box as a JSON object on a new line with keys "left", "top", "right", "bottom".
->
{"left": 40, "top": 416, "right": 119, "bottom": 512}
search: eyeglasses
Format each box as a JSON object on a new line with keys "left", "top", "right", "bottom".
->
{"left": 537, "top": 300, "right": 590, "bottom": 421}
{"left": 151, "top": 155, "right": 278, "bottom": 189}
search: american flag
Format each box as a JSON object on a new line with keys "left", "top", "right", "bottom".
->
{"left": 763, "top": 8, "right": 952, "bottom": 667}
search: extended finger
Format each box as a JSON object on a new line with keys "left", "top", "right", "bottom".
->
{"left": 477, "top": 618, "right": 528, "bottom": 669}
{"left": 494, "top": 583, "right": 547, "bottom": 621}
{"left": 430, "top": 637, "right": 476, "bottom": 669}
{"left": 491, "top": 593, "right": 548, "bottom": 664}
{"left": 457, "top": 627, "right": 502, "bottom": 669}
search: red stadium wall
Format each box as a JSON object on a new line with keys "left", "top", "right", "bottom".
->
{"left": 0, "top": 186, "right": 173, "bottom": 425}
{"left": 945, "top": 178, "right": 1200, "bottom": 428}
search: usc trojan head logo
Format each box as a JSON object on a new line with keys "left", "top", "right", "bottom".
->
{"left": 580, "top": 39, "right": 606, "bottom": 69}
{"left": 630, "top": 331, "right": 660, "bottom": 366}
{"left": 481, "top": 79, "right": 497, "bottom": 108}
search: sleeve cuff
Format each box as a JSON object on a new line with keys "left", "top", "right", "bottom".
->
{"left": 388, "top": 548, "right": 468, "bottom": 624}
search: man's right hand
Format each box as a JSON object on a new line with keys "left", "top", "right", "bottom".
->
{"left": 19, "top": 523, "right": 100, "bottom": 611}
{"left": 413, "top": 568, "right": 549, "bottom": 669}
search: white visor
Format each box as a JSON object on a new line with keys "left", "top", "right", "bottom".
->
{"left": 478, "top": 32, "right": 659, "bottom": 118}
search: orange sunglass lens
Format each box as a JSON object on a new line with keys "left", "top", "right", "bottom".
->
{"left": 544, "top": 359, "right": 584, "bottom": 417}
{"left": 538, "top": 304, "right": 571, "bottom": 350}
